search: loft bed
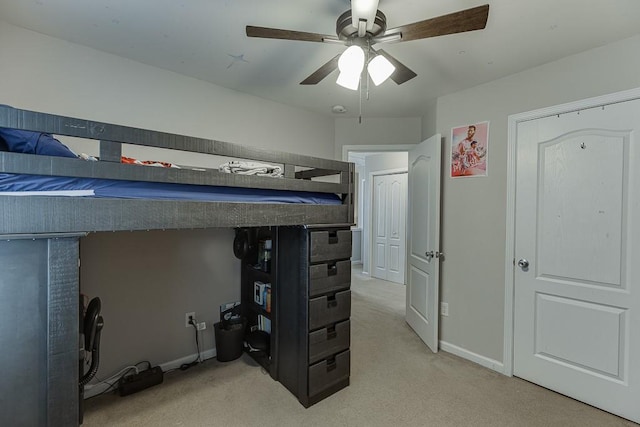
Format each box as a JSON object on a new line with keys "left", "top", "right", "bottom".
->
{"left": 0, "top": 105, "right": 354, "bottom": 426}
{"left": 0, "top": 105, "right": 354, "bottom": 234}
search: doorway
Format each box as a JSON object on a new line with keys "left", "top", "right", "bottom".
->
{"left": 345, "top": 136, "right": 443, "bottom": 352}
{"left": 345, "top": 146, "right": 411, "bottom": 316}
{"left": 345, "top": 149, "right": 409, "bottom": 279}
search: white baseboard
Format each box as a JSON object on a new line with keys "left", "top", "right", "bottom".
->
{"left": 84, "top": 348, "right": 216, "bottom": 399}
{"left": 439, "top": 340, "right": 505, "bottom": 374}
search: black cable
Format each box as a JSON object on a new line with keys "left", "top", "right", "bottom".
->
{"left": 179, "top": 320, "right": 201, "bottom": 370}
{"left": 79, "top": 347, "right": 100, "bottom": 387}
{"left": 97, "top": 378, "right": 121, "bottom": 396}
{"left": 195, "top": 323, "right": 202, "bottom": 362}
{"left": 87, "top": 367, "right": 137, "bottom": 399}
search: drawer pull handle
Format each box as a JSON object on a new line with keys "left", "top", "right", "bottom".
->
{"left": 328, "top": 231, "right": 339, "bottom": 244}
{"left": 327, "top": 263, "right": 338, "bottom": 276}
{"left": 326, "top": 359, "right": 337, "bottom": 372}
{"left": 328, "top": 300, "right": 338, "bottom": 308}
{"left": 327, "top": 326, "right": 337, "bottom": 340}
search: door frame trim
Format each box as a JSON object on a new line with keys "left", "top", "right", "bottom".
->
{"left": 503, "top": 86, "right": 640, "bottom": 376}
{"left": 342, "top": 144, "right": 417, "bottom": 161}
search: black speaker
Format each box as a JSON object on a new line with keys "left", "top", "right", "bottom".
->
{"left": 233, "top": 228, "right": 256, "bottom": 260}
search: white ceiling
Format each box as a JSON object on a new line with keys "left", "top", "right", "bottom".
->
{"left": 1, "top": 0, "right": 639, "bottom": 119}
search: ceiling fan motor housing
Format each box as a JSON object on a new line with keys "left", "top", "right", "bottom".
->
{"left": 336, "top": 10, "right": 387, "bottom": 41}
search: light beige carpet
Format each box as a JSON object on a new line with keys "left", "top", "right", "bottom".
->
{"left": 83, "top": 268, "right": 637, "bottom": 426}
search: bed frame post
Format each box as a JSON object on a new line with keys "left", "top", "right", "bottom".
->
{"left": 342, "top": 164, "right": 355, "bottom": 225}
{"left": 283, "top": 163, "right": 295, "bottom": 179}
{"left": 99, "top": 140, "right": 122, "bottom": 163}
{"left": 0, "top": 235, "right": 81, "bottom": 427}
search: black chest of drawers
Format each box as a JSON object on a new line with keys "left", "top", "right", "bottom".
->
{"left": 276, "top": 225, "right": 352, "bottom": 407}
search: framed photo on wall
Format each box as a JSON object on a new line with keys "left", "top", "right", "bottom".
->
{"left": 450, "top": 121, "right": 489, "bottom": 178}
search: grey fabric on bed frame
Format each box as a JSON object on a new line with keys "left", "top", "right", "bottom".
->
{"left": 0, "top": 105, "right": 354, "bottom": 427}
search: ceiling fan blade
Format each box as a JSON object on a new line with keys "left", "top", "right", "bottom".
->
{"left": 384, "top": 4, "right": 489, "bottom": 42}
{"left": 246, "top": 26, "right": 340, "bottom": 43}
{"left": 375, "top": 49, "right": 417, "bottom": 85}
{"left": 300, "top": 54, "right": 341, "bottom": 85}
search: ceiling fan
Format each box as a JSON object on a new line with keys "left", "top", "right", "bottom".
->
{"left": 246, "top": 1, "right": 490, "bottom": 89}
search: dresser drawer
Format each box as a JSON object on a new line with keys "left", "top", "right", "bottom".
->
{"left": 309, "top": 260, "right": 351, "bottom": 297}
{"left": 308, "top": 350, "right": 350, "bottom": 398}
{"left": 309, "top": 290, "right": 351, "bottom": 331}
{"left": 310, "top": 230, "right": 352, "bottom": 263}
{"left": 308, "top": 320, "right": 350, "bottom": 365}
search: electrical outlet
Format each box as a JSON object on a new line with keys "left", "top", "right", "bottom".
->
{"left": 196, "top": 322, "right": 206, "bottom": 331}
{"left": 440, "top": 302, "right": 449, "bottom": 317}
{"left": 185, "top": 312, "right": 195, "bottom": 327}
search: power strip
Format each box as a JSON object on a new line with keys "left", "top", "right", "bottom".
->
{"left": 118, "top": 366, "right": 164, "bottom": 396}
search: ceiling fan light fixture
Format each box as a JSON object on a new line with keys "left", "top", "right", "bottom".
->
{"left": 338, "top": 45, "right": 365, "bottom": 75}
{"left": 337, "top": 46, "right": 365, "bottom": 90}
{"left": 367, "top": 54, "right": 395, "bottom": 85}
{"left": 336, "top": 71, "right": 360, "bottom": 90}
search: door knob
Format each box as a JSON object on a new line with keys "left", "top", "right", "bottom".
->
{"left": 517, "top": 259, "right": 529, "bottom": 269}
{"left": 426, "top": 251, "right": 445, "bottom": 261}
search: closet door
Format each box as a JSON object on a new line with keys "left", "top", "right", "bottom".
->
{"left": 513, "top": 99, "right": 640, "bottom": 423}
{"left": 372, "top": 173, "right": 407, "bottom": 284}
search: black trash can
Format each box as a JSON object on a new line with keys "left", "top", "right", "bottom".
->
{"left": 214, "top": 320, "right": 245, "bottom": 362}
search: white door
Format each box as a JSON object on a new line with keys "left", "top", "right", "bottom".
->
{"left": 372, "top": 173, "right": 407, "bottom": 284}
{"left": 406, "top": 134, "right": 442, "bottom": 352}
{"left": 513, "top": 100, "right": 640, "bottom": 422}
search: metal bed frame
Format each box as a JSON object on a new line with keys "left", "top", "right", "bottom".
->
{"left": 0, "top": 105, "right": 354, "bottom": 426}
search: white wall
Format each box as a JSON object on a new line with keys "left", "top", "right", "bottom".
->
{"left": 0, "top": 21, "right": 333, "bottom": 159}
{"left": 0, "top": 21, "right": 335, "bottom": 379}
{"left": 421, "top": 98, "right": 438, "bottom": 140}
{"left": 431, "top": 34, "right": 640, "bottom": 365}
{"left": 335, "top": 117, "right": 422, "bottom": 159}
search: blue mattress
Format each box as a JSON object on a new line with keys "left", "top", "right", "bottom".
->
{"left": 0, "top": 173, "right": 342, "bottom": 205}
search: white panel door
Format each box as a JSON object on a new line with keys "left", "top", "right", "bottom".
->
{"left": 372, "top": 173, "right": 407, "bottom": 284}
{"left": 406, "top": 135, "right": 442, "bottom": 353}
{"left": 372, "top": 175, "right": 388, "bottom": 280}
{"left": 387, "top": 174, "right": 407, "bottom": 284}
{"left": 514, "top": 100, "right": 640, "bottom": 422}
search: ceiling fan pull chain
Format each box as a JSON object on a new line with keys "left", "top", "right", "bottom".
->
{"left": 366, "top": 41, "right": 371, "bottom": 101}
{"left": 359, "top": 79, "right": 363, "bottom": 124}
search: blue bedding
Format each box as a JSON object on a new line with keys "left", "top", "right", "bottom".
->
{"left": 0, "top": 126, "right": 342, "bottom": 204}
{"left": 0, "top": 173, "right": 342, "bottom": 205}
{"left": 0, "top": 128, "right": 78, "bottom": 158}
